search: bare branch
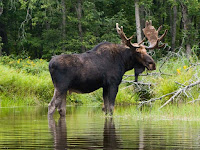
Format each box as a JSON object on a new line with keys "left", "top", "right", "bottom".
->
{"left": 138, "top": 91, "right": 177, "bottom": 107}
{"left": 186, "top": 63, "right": 200, "bottom": 71}
{"left": 175, "top": 81, "right": 186, "bottom": 87}
{"left": 188, "top": 99, "right": 200, "bottom": 104}
{"left": 139, "top": 80, "right": 200, "bottom": 109}
{"left": 122, "top": 80, "right": 152, "bottom": 86}
{"left": 159, "top": 88, "right": 182, "bottom": 109}
{"left": 18, "top": 6, "right": 32, "bottom": 41}
{"left": 159, "top": 80, "right": 200, "bottom": 109}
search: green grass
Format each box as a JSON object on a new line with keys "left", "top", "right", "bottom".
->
{"left": 0, "top": 64, "right": 53, "bottom": 107}
{"left": 114, "top": 103, "right": 200, "bottom": 121}
{"left": 0, "top": 54, "right": 200, "bottom": 108}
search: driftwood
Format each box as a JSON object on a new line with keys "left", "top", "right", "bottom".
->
{"left": 139, "top": 80, "right": 200, "bottom": 109}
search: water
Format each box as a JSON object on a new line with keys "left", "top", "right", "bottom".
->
{"left": 0, "top": 106, "right": 200, "bottom": 149}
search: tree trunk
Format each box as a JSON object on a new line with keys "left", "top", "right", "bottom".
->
{"left": 171, "top": 0, "right": 177, "bottom": 51}
{"left": 0, "top": 22, "right": 8, "bottom": 55}
{"left": 0, "top": 7, "right": 3, "bottom": 16}
{"left": 181, "top": 2, "right": 191, "bottom": 55}
{"left": 61, "top": 0, "right": 66, "bottom": 52}
{"left": 135, "top": 0, "right": 142, "bottom": 43}
{"left": 76, "top": 0, "right": 85, "bottom": 52}
{"left": 140, "top": 5, "right": 145, "bottom": 38}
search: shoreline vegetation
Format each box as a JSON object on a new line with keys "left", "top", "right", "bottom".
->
{"left": 0, "top": 51, "right": 200, "bottom": 112}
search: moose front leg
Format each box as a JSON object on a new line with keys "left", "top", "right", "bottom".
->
{"left": 103, "top": 85, "right": 118, "bottom": 115}
{"left": 134, "top": 73, "right": 139, "bottom": 82}
{"left": 134, "top": 66, "right": 145, "bottom": 82}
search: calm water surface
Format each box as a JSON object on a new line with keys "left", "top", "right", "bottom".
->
{"left": 0, "top": 106, "right": 200, "bottom": 149}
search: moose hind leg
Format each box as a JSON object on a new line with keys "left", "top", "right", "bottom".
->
{"left": 48, "top": 89, "right": 57, "bottom": 117}
{"left": 103, "top": 86, "right": 118, "bottom": 115}
{"left": 57, "top": 94, "right": 67, "bottom": 117}
{"left": 48, "top": 88, "right": 67, "bottom": 117}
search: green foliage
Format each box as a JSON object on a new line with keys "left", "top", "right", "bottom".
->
{"left": 0, "top": 56, "right": 48, "bottom": 75}
{"left": 0, "top": 63, "right": 53, "bottom": 107}
{"left": 2, "top": 0, "right": 199, "bottom": 58}
{"left": 116, "top": 87, "right": 139, "bottom": 105}
{"left": 0, "top": 37, "right": 3, "bottom": 55}
{"left": 0, "top": 54, "right": 200, "bottom": 108}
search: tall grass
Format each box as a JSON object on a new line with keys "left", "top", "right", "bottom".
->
{"left": 114, "top": 103, "right": 200, "bottom": 121}
{"left": 0, "top": 64, "right": 53, "bottom": 107}
{"left": 0, "top": 53, "right": 199, "bottom": 108}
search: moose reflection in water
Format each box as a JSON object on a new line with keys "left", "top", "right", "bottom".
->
{"left": 103, "top": 117, "right": 121, "bottom": 149}
{"left": 48, "top": 117, "right": 67, "bottom": 150}
{"left": 48, "top": 117, "right": 121, "bottom": 149}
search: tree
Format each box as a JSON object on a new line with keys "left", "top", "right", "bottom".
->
{"left": 180, "top": 1, "right": 192, "bottom": 55}
{"left": 61, "top": 0, "right": 66, "bottom": 52}
{"left": 76, "top": 0, "right": 85, "bottom": 52}
{"left": 171, "top": 0, "right": 177, "bottom": 51}
{"left": 135, "top": 0, "right": 142, "bottom": 43}
{"left": 0, "top": 0, "right": 199, "bottom": 59}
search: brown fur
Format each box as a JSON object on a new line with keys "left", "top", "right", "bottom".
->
{"left": 48, "top": 42, "right": 156, "bottom": 117}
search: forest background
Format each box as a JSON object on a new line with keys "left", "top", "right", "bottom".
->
{"left": 0, "top": 0, "right": 199, "bottom": 59}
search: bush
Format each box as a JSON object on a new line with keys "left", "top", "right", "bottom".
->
{"left": 0, "top": 55, "right": 48, "bottom": 75}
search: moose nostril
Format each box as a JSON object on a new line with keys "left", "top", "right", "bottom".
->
{"left": 148, "top": 64, "right": 156, "bottom": 70}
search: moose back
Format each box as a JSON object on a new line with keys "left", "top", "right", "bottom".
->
{"left": 48, "top": 21, "right": 167, "bottom": 117}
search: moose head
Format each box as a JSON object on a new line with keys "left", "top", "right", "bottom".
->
{"left": 116, "top": 20, "right": 168, "bottom": 81}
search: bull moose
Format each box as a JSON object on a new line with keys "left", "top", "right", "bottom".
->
{"left": 48, "top": 20, "right": 167, "bottom": 117}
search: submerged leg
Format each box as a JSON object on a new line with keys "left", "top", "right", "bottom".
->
{"left": 48, "top": 89, "right": 57, "bottom": 117}
{"left": 103, "top": 85, "right": 118, "bottom": 115}
{"left": 57, "top": 95, "right": 67, "bottom": 117}
{"left": 48, "top": 88, "right": 67, "bottom": 117}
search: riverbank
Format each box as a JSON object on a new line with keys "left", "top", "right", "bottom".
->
{"left": 0, "top": 54, "right": 199, "bottom": 108}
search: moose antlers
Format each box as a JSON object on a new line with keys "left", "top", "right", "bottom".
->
{"left": 143, "top": 20, "right": 168, "bottom": 49}
{"left": 116, "top": 23, "right": 135, "bottom": 48}
{"left": 116, "top": 20, "right": 168, "bottom": 49}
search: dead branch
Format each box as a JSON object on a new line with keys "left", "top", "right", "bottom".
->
{"left": 18, "top": 6, "right": 32, "bottom": 40}
{"left": 122, "top": 80, "right": 152, "bottom": 86}
{"left": 138, "top": 91, "right": 177, "bottom": 107}
{"left": 159, "top": 80, "right": 200, "bottom": 109}
{"left": 123, "top": 72, "right": 172, "bottom": 78}
{"left": 188, "top": 99, "right": 200, "bottom": 104}
{"left": 159, "top": 88, "right": 182, "bottom": 109}
{"left": 121, "top": 80, "right": 153, "bottom": 91}
{"left": 186, "top": 63, "right": 200, "bottom": 71}
{"left": 175, "top": 81, "right": 186, "bottom": 87}
{"left": 139, "top": 80, "right": 200, "bottom": 109}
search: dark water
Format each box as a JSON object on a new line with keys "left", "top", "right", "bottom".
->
{"left": 0, "top": 106, "right": 200, "bottom": 149}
